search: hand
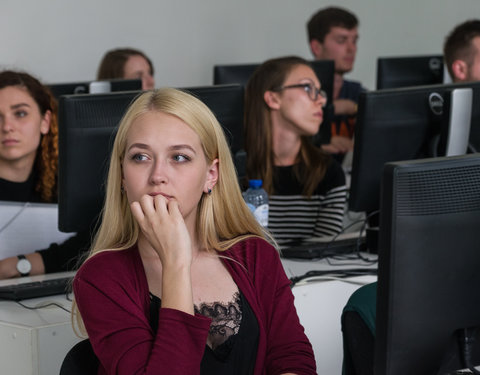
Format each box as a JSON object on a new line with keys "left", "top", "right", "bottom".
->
{"left": 333, "top": 99, "right": 358, "bottom": 116}
{"left": 130, "top": 194, "right": 193, "bottom": 269}
{"left": 321, "top": 136, "right": 354, "bottom": 154}
{"left": 131, "top": 194, "right": 195, "bottom": 314}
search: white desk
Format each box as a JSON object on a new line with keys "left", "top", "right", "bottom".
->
{"left": 0, "top": 256, "right": 376, "bottom": 375}
{"left": 282, "top": 255, "right": 377, "bottom": 374}
{"left": 0, "top": 273, "right": 81, "bottom": 375}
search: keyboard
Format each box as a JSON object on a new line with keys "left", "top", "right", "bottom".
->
{"left": 0, "top": 272, "right": 74, "bottom": 301}
{"left": 280, "top": 233, "right": 366, "bottom": 260}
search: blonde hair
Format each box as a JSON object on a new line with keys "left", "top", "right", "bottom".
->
{"left": 73, "top": 88, "right": 270, "bottom": 335}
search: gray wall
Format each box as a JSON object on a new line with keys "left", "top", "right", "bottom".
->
{"left": 2, "top": 0, "right": 479, "bottom": 90}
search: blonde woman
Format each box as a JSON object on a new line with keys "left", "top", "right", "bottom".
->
{"left": 73, "top": 88, "right": 316, "bottom": 374}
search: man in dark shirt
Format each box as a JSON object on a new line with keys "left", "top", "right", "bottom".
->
{"left": 307, "top": 7, "right": 365, "bottom": 160}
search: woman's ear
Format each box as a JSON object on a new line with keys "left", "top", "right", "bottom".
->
{"left": 204, "top": 158, "right": 219, "bottom": 193}
{"left": 40, "top": 110, "right": 51, "bottom": 135}
{"left": 263, "top": 90, "right": 281, "bottom": 110}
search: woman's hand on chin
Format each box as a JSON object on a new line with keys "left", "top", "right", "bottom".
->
{"left": 130, "top": 194, "right": 192, "bottom": 270}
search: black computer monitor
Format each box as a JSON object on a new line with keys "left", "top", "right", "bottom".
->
{"left": 47, "top": 79, "right": 142, "bottom": 99}
{"left": 376, "top": 55, "right": 444, "bottom": 90}
{"left": 349, "top": 81, "right": 480, "bottom": 214}
{"left": 214, "top": 59, "right": 334, "bottom": 108}
{"left": 58, "top": 84, "right": 244, "bottom": 233}
{"left": 214, "top": 60, "right": 335, "bottom": 144}
{"left": 375, "top": 154, "right": 480, "bottom": 374}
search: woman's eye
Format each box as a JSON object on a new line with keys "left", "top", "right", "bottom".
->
{"left": 173, "top": 154, "right": 190, "bottom": 162}
{"left": 132, "top": 153, "right": 148, "bottom": 162}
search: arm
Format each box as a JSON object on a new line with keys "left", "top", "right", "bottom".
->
{"left": 321, "top": 136, "right": 354, "bottom": 154}
{"left": 314, "top": 184, "right": 348, "bottom": 237}
{"left": 0, "top": 252, "right": 44, "bottom": 279}
{"left": 74, "top": 270, "right": 211, "bottom": 374}
{"left": 260, "top": 245, "right": 317, "bottom": 374}
{"left": 333, "top": 98, "right": 358, "bottom": 117}
{"left": 130, "top": 194, "right": 194, "bottom": 315}
{"left": 0, "top": 230, "right": 90, "bottom": 279}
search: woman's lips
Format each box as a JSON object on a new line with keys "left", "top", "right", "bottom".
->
{"left": 2, "top": 139, "right": 19, "bottom": 146}
{"left": 149, "top": 192, "right": 172, "bottom": 199}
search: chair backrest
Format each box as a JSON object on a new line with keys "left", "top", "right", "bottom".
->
{"left": 60, "top": 339, "right": 99, "bottom": 375}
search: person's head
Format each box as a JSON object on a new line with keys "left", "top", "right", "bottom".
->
{"left": 97, "top": 48, "right": 155, "bottom": 90}
{"left": 244, "top": 56, "right": 330, "bottom": 196}
{"left": 307, "top": 6, "right": 359, "bottom": 75}
{"left": 91, "top": 88, "right": 265, "bottom": 256}
{"left": 444, "top": 19, "right": 480, "bottom": 82}
{"left": 0, "top": 70, "right": 58, "bottom": 202}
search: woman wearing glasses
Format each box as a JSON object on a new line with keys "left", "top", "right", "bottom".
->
{"left": 244, "top": 56, "right": 347, "bottom": 245}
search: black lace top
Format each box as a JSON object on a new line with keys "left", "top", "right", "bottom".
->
{"left": 149, "top": 291, "right": 259, "bottom": 374}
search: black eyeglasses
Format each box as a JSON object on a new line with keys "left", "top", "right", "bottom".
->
{"left": 274, "top": 80, "right": 327, "bottom": 105}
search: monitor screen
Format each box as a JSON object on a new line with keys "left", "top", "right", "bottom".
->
{"left": 213, "top": 59, "right": 334, "bottom": 108}
{"left": 58, "top": 84, "right": 244, "bottom": 233}
{"left": 349, "top": 81, "right": 480, "bottom": 214}
{"left": 376, "top": 55, "right": 444, "bottom": 90}
{"left": 47, "top": 79, "right": 142, "bottom": 99}
{"left": 214, "top": 60, "right": 335, "bottom": 144}
{"left": 375, "top": 154, "right": 480, "bottom": 374}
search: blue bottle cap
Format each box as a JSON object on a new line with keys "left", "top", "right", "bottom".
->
{"left": 248, "top": 179, "right": 263, "bottom": 188}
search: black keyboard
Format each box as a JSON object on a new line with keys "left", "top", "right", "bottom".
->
{"left": 0, "top": 276, "right": 72, "bottom": 301}
{"left": 280, "top": 236, "right": 366, "bottom": 260}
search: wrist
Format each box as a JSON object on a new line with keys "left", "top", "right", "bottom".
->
{"left": 0, "top": 257, "right": 22, "bottom": 279}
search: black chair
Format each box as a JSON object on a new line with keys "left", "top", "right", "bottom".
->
{"left": 60, "top": 339, "right": 99, "bottom": 375}
{"left": 341, "top": 282, "right": 377, "bottom": 375}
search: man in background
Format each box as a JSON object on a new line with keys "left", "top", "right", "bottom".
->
{"left": 444, "top": 19, "right": 480, "bottom": 83}
{"left": 307, "top": 6, "right": 364, "bottom": 159}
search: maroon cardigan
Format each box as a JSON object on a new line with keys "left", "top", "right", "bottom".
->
{"left": 74, "top": 237, "right": 316, "bottom": 374}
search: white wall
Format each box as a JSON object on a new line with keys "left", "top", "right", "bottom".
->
{"left": 1, "top": 0, "right": 479, "bottom": 90}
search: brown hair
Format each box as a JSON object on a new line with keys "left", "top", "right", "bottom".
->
{"left": 444, "top": 19, "right": 480, "bottom": 79}
{"left": 307, "top": 6, "right": 358, "bottom": 43}
{"left": 97, "top": 48, "right": 154, "bottom": 80}
{"left": 243, "top": 56, "right": 330, "bottom": 197}
{"left": 0, "top": 70, "right": 58, "bottom": 202}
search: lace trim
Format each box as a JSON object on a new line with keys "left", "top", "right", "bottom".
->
{"left": 194, "top": 291, "right": 242, "bottom": 350}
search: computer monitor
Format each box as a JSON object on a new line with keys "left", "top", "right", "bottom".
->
{"left": 376, "top": 55, "right": 444, "bottom": 90}
{"left": 349, "top": 81, "right": 480, "bottom": 214}
{"left": 214, "top": 59, "right": 334, "bottom": 108}
{"left": 375, "top": 154, "right": 480, "bottom": 374}
{"left": 58, "top": 84, "right": 244, "bottom": 233}
{"left": 47, "top": 79, "right": 142, "bottom": 99}
{"left": 214, "top": 60, "right": 335, "bottom": 144}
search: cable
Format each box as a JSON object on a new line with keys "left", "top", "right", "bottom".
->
{"left": 290, "top": 267, "right": 377, "bottom": 287}
{"left": 15, "top": 300, "right": 71, "bottom": 313}
{"left": 0, "top": 202, "right": 30, "bottom": 234}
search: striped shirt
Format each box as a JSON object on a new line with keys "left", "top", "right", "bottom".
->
{"left": 268, "top": 161, "right": 347, "bottom": 245}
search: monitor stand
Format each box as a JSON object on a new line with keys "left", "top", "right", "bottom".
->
{"left": 365, "top": 212, "right": 380, "bottom": 254}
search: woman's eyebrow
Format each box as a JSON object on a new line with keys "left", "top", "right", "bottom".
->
{"left": 11, "top": 103, "right": 31, "bottom": 110}
{"left": 168, "top": 144, "right": 197, "bottom": 154}
{"left": 127, "top": 143, "right": 150, "bottom": 151}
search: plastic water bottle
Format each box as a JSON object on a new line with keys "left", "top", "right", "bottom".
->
{"left": 244, "top": 179, "right": 269, "bottom": 227}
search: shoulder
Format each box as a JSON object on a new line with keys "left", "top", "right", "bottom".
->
{"left": 319, "top": 158, "right": 346, "bottom": 192}
{"left": 341, "top": 79, "right": 366, "bottom": 100}
{"left": 224, "top": 237, "right": 281, "bottom": 274}
{"left": 75, "top": 247, "right": 140, "bottom": 286}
